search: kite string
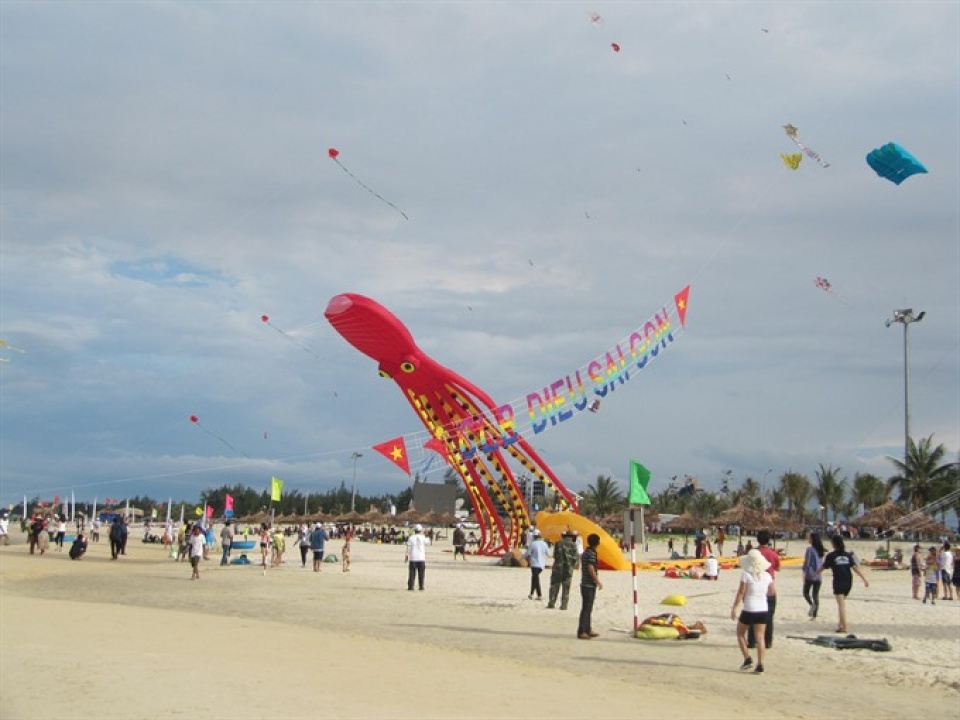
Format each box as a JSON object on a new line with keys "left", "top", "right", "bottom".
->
{"left": 332, "top": 157, "right": 409, "bottom": 220}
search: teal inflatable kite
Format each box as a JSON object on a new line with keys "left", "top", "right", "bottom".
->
{"left": 866, "top": 143, "right": 927, "bottom": 185}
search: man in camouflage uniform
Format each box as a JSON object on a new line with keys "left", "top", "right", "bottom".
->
{"left": 547, "top": 530, "right": 580, "bottom": 610}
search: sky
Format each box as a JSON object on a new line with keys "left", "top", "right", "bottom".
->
{"left": 1, "top": 2, "right": 958, "bottom": 511}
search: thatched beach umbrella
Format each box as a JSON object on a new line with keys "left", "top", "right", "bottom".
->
{"left": 710, "top": 504, "right": 766, "bottom": 547}
{"left": 852, "top": 500, "right": 908, "bottom": 529}
{"left": 665, "top": 513, "right": 703, "bottom": 531}
{"left": 336, "top": 510, "right": 363, "bottom": 524}
{"left": 395, "top": 509, "right": 421, "bottom": 525}
{"left": 361, "top": 510, "right": 386, "bottom": 525}
{"left": 711, "top": 504, "right": 765, "bottom": 531}
{"left": 762, "top": 512, "right": 803, "bottom": 535}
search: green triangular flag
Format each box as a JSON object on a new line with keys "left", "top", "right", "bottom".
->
{"left": 629, "top": 461, "right": 651, "bottom": 505}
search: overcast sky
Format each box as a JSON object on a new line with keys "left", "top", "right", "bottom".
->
{"left": 2, "top": 2, "right": 957, "bottom": 510}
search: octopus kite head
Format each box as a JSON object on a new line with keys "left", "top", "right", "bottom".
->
{"left": 325, "top": 293, "right": 425, "bottom": 380}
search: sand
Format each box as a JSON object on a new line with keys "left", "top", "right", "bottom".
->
{"left": 1, "top": 528, "right": 958, "bottom": 720}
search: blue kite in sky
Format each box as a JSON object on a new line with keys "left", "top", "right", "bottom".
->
{"left": 865, "top": 142, "right": 928, "bottom": 185}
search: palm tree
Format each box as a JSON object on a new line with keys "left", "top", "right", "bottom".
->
{"left": 689, "top": 491, "right": 721, "bottom": 522}
{"left": 887, "top": 435, "right": 956, "bottom": 510}
{"left": 581, "top": 475, "right": 625, "bottom": 517}
{"left": 814, "top": 464, "right": 847, "bottom": 523}
{"left": 779, "top": 472, "right": 813, "bottom": 521}
{"left": 850, "top": 472, "right": 888, "bottom": 510}
{"left": 735, "top": 477, "right": 763, "bottom": 510}
{"left": 765, "top": 487, "right": 787, "bottom": 513}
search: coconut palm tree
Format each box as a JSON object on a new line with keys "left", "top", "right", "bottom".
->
{"left": 732, "top": 477, "right": 763, "bottom": 510}
{"left": 887, "top": 435, "right": 956, "bottom": 510}
{"left": 779, "top": 471, "right": 813, "bottom": 521}
{"left": 850, "top": 472, "right": 888, "bottom": 510}
{"left": 581, "top": 475, "right": 625, "bottom": 517}
{"left": 765, "top": 487, "right": 787, "bottom": 513}
{"left": 814, "top": 464, "right": 847, "bottom": 523}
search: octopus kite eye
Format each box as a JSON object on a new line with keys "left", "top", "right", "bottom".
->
{"left": 379, "top": 369, "right": 393, "bottom": 379}
{"left": 400, "top": 361, "right": 416, "bottom": 374}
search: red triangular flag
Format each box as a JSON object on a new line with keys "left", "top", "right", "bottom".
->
{"left": 674, "top": 285, "right": 691, "bottom": 327}
{"left": 423, "top": 438, "right": 446, "bottom": 456}
{"left": 372, "top": 436, "right": 411, "bottom": 476}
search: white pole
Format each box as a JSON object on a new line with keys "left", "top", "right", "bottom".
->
{"left": 630, "top": 507, "right": 639, "bottom": 635}
{"left": 641, "top": 506, "right": 647, "bottom": 552}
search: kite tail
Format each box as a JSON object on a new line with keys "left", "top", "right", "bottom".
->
{"left": 791, "top": 138, "right": 830, "bottom": 168}
{"left": 333, "top": 159, "right": 409, "bottom": 220}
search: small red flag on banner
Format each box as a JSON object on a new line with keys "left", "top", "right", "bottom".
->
{"left": 674, "top": 285, "right": 691, "bottom": 327}
{"left": 372, "top": 437, "right": 411, "bottom": 476}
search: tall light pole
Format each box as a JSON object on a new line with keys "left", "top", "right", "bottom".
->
{"left": 886, "top": 308, "right": 925, "bottom": 464}
{"left": 350, "top": 452, "right": 363, "bottom": 513}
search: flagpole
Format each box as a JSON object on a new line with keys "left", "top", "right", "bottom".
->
{"left": 630, "top": 507, "right": 639, "bottom": 635}
{"left": 641, "top": 506, "right": 647, "bottom": 552}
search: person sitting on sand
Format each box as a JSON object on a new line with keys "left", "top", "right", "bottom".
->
{"left": 704, "top": 554, "right": 719, "bottom": 580}
{"left": 69, "top": 532, "right": 88, "bottom": 560}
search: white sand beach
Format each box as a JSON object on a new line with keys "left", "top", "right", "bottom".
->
{"left": 1, "top": 529, "right": 958, "bottom": 720}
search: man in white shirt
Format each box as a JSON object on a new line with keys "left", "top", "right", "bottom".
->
{"left": 406, "top": 524, "right": 430, "bottom": 591}
{"left": 0, "top": 513, "right": 9, "bottom": 545}
{"left": 524, "top": 530, "right": 550, "bottom": 600}
{"left": 940, "top": 542, "right": 955, "bottom": 601}
{"left": 188, "top": 525, "right": 206, "bottom": 580}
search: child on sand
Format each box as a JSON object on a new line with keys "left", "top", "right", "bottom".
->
{"left": 923, "top": 546, "right": 939, "bottom": 605}
{"left": 342, "top": 536, "right": 351, "bottom": 572}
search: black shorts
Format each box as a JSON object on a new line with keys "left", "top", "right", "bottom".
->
{"left": 940, "top": 570, "right": 952, "bottom": 585}
{"left": 454, "top": 545, "right": 466, "bottom": 555}
{"left": 833, "top": 583, "right": 852, "bottom": 597}
{"left": 313, "top": 550, "right": 324, "bottom": 561}
{"left": 738, "top": 610, "right": 767, "bottom": 626}
{"left": 190, "top": 556, "right": 200, "bottom": 568}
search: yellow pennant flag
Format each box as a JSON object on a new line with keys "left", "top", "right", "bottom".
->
{"left": 270, "top": 476, "right": 284, "bottom": 502}
{"left": 194, "top": 506, "right": 203, "bottom": 517}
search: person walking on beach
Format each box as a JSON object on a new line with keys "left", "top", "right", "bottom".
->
{"left": 295, "top": 524, "right": 310, "bottom": 568}
{"left": 577, "top": 533, "right": 602, "bottom": 639}
{"left": 731, "top": 548, "right": 773, "bottom": 674}
{"left": 910, "top": 544, "right": 924, "bottom": 600}
{"left": 406, "top": 523, "right": 430, "bottom": 591}
{"left": 188, "top": 525, "right": 206, "bottom": 580}
{"left": 547, "top": 530, "right": 579, "bottom": 610}
{"left": 0, "top": 512, "right": 9, "bottom": 546}
{"left": 802, "top": 532, "right": 826, "bottom": 619}
{"left": 452, "top": 524, "right": 467, "bottom": 560}
{"left": 54, "top": 515, "right": 67, "bottom": 551}
{"left": 747, "top": 530, "right": 780, "bottom": 649}
{"left": 922, "top": 546, "right": 939, "bottom": 604}
{"left": 219, "top": 521, "right": 234, "bottom": 566}
{"left": 938, "top": 542, "right": 954, "bottom": 600}
{"left": 716, "top": 527, "right": 725, "bottom": 557}
{"left": 109, "top": 516, "right": 126, "bottom": 560}
{"left": 524, "top": 529, "right": 549, "bottom": 600}
{"left": 310, "top": 522, "right": 328, "bottom": 572}
{"left": 823, "top": 535, "right": 869, "bottom": 632}
{"left": 342, "top": 534, "right": 351, "bottom": 572}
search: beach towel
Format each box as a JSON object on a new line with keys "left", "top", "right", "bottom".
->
{"left": 789, "top": 635, "right": 892, "bottom": 652}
